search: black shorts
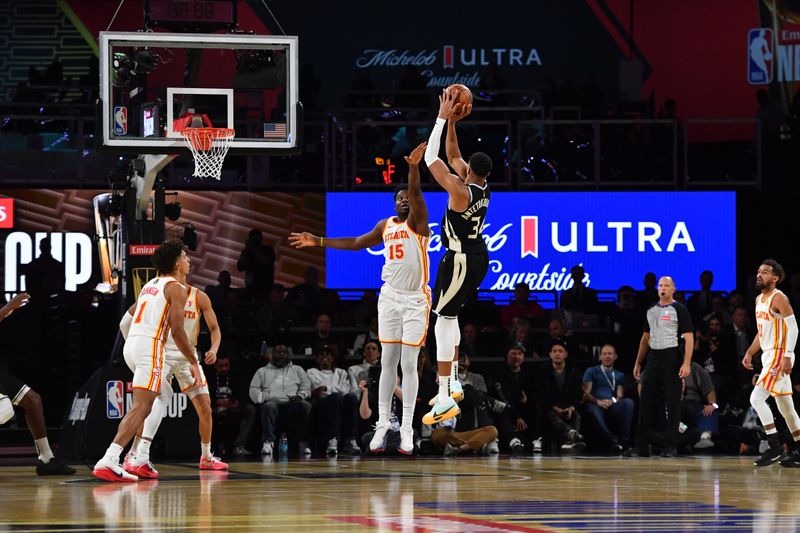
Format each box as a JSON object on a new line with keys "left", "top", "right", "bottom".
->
{"left": 0, "top": 368, "right": 29, "bottom": 405}
{"left": 432, "top": 250, "right": 489, "bottom": 318}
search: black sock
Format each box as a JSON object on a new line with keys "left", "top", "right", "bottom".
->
{"left": 768, "top": 433, "right": 782, "bottom": 450}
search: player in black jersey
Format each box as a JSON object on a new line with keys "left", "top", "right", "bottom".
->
{"left": 422, "top": 89, "right": 492, "bottom": 425}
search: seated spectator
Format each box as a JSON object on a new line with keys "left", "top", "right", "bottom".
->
{"left": 432, "top": 351, "right": 499, "bottom": 455}
{"left": 205, "top": 270, "right": 231, "bottom": 313}
{"left": 249, "top": 345, "right": 312, "bottom": 457}
{"left": 540, "top": 317, "right": 580, "bottom": 362}
{"left": 560, "top": 265, "right": 599, "bottom": 314}
{"left": 687, "top": 270, "right": 715, "bottom": 324}
{"left": 536, "top": 339, "right": 586, "bottom": 453}
{"left": 307, "top": 345, "right": 360, "bottom": 456}
{"left": 681, "top": 361, "right": 720, "bottom": 451}
{"left": 635, "top": 272, "right": 659, "bottom": 316}
{"left": 348, "top": 340, "right": 381, "bottom": 394}
{"left": 581, "top": 344, "right": 634, "bottom": 453}
{"left": 208, "top": 355, "right": 256, "bottom": 456}
{"left": 501, "top": 283, "right": 546, "bottom": 330}
{"left": 352, "top": 314, "right": 379, "bottom": 354}
{"left": 287, "top": 265, "right": 324, "bottom": 325}
{"left": 489, "top": 345, "right": 539, "bottom": 453}
{"left": 299, "top": 312, "right": 343, "bottom": 359}
{"left": 702, "top": 294, "right": 732, "bottom": 327}
{"left": 509, "top": 317, "right": 539, "bottom": 360}
{"left": 693, "top": 314, "right": 736, "bottom": 407}
{"left": 255, "top": 284, "right": 292, "bottom": 345}
{"left": 731, "top": 306, "right": 756, "bottom": 387}
{"left": 460, "top": 322, "right": 483, "bottom": 358}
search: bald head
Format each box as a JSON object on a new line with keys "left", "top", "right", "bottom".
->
{"left": 658, "top": 276, "right": 676, "bottom": 302}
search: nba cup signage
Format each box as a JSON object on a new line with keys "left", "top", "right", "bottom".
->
{"left": 748, "top": 27, "right": 800, "bottom": 84}
{"left": 326, "top": 192, "right": 736, "bottom": 292}
{"left": 105, "top": 380, "right": 189, "bottom": 419}
{"left": 3, "top": 232, "right": 93, "bottom": 296}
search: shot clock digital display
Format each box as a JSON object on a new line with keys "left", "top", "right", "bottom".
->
{"left": 145, "top": 0, "right": 236, "bottom": 29}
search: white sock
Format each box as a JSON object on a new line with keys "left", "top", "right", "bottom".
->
{"left": 400, "top": 345, "right": 419, "bottom": 429}
{"left": 35, "top": 437, "right": 54, "bottom": 463}
{"left": 201, "top": 442, "right": 212, "bottom": 459}
{"left": 104, "top": 442, "right": 124, "bottom": 463}
{"left": 437, "top": 375, "right": 450, "bottom": 403}
{"left": 138, "top": 439, "right": 152, "bottom": 461}
{"left": 129, "top": 436, "right": 142, "bottom": 457}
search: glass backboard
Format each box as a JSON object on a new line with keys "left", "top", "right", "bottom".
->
{"left": 99, "top": 31, "right": 299, "bottom": 154}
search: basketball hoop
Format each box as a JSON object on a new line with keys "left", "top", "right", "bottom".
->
{"left": 180, "top": 127, "right": 235, "bottom": 180}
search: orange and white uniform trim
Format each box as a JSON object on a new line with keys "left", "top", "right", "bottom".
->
{"left": 755, "top": 289, "right": 792, "bottom": 396}
{"left": 123, "top": 276, "right": 179, "bottom": 394}
{"left": 164, "top": 286, "right": 208, "bottom": 398}
{"left": 377, "top": 217, "right": 431, "bottom": 346}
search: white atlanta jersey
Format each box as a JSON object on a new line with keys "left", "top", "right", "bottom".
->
{"left": 128, "top": 276, "right": 180, "bottom": 342}
{"left": 381, "top": 217, "right": 429, "bottom": 291}
{"left": 756, "top": 289, "right": 788, "bottom": 353}
{"left": 165, "top": 285, "right": 201, "bottom": 351}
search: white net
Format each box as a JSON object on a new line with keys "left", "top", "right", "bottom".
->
{"left": 180, "top": 128, "right": 235, "bottom": 180}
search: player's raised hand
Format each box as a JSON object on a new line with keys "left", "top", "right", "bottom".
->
{"left": 451, "top": 102, "right": 472, "bottom": 122}
{"left": 404, "top": 142, "right": 427, "bottom": 166}
{"left": 289, "top": 232, "right": 319, "bottom": 248}
{"left": 437, "top": 88, "right": 458, "bottom": 120}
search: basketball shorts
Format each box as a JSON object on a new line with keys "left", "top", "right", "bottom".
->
{"left": 123, "top": 335, "right": 170, "bottom": 394}
{"left": 757, "top": 349, "right": 793, "bottom": 397}
{"left": 432, "top": 249, "right": 489, "bottom": 318}
{"left": 378, "top": 284, "right": 431, "bottom": 347}
{"left": 164, "top": 348, "right": 209, "bottom": 399}
{"left": 0, "top": 368, "right": 30, "bottom": 405}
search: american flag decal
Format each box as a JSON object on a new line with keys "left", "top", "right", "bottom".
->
{"left": 263, "top": 122, "right": 287, "bottom": 138}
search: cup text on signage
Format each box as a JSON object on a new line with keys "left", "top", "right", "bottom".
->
{"left": 4, "top": 232, "right": 93, "bottom": 295}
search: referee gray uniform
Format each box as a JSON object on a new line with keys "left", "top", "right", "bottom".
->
{"left": 637, "top": 302, "right": 693, "bottom": 452}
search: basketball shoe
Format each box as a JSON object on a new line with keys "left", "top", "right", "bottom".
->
{"left": 199, "top": 456, "right": 228, "bottom": 471}
{"left": 398, "top": 428, "right": 414, "bottom": 455}
{"left": 92, "top": 457, "right": 138, "bottom": 482}
{"left": 369, "top": 421, "right": 391, "bottom": 452}
{"left": 125, "top": 459, "right": 159, "bottom": 479}
{"left": 428, "top": 380, "right": 464, "bottom": 405}
{"left": 422, "top": 396, "right": 460, "bottom": 425}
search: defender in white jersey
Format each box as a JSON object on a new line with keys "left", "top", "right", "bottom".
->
{"left": 94, "top": 240, "right": 199, "bottom": 482}
{"left": 119, "top": 284, "right": 226, "bottom": 477}
{"left": 290, "top": 142, "right": 430, "bottom": 455}
{"left": 742, "top": 259, "right": 800, "bottom": 467}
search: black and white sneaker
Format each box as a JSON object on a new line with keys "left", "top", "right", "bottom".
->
{"left": 754, "top": 446, "right": 783, "bottom": 467}
{"left": 779, "top": 449, "right": 800, "bottom": 468}
{"left": 36, "top": 458, "right": 76, "bottom": 476}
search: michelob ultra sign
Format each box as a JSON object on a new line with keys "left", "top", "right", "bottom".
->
{"left": 325, "top": 192, "right": 735, "bottom": 292}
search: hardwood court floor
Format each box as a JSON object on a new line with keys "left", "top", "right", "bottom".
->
{"left": 2, "top": 455, "right": 800, "bottom": 532}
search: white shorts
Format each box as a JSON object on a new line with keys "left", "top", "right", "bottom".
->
{"left": 378, "top": 284, "right": 431, "bottom": 347}
{"left": 757, "top": 349, "right": 793, "bottom": 397}
{"left": 164, "top": 349, "right": 208, "bottom": 399}
{"left": 123, "top": 335, "right": 169, "bottom": 393}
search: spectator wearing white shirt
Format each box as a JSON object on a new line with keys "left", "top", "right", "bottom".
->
{"left": 308, "top": 345, "right": 360, "bottom": 456}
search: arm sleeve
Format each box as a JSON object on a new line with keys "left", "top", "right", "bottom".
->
{"left": 676, "top": 303, "right": 694, "bottom": 335}
{"left": 424, "top": 118, "right": 446, "bottom": 166}
{"left": 119, "top": 312, "right": 133, "bottom": 340}
{"left": 785, "top": 314, "right": 798, "bottom": 355}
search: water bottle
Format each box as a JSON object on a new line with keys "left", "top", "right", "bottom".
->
{"left": 278, "top": 433, "right": 289, "bottom": 461}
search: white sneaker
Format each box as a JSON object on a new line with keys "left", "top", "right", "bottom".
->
{"left": 481, "top": 439, "right": 500, "bottom": 455}
{"left": 399, "top": 428, "right": 414, "bottom": 455}
{"left": 298, "top": 442, "right": 312, "bottom": 456}
{"left": 422, "top": 396, "right": 460, "bottom": 425}
{"left": 532, "top": 438, "right": 543, "bottom": 453}
{"left": 567, "top": 429, "right": 583, "bottom": 443}
{"left": 92, "top": 457, "right": 138, "bottom": 482}
{"left": 509, "top": 437, "right": 525, "bottom": 454}
{"left": 326, "top": 438, "right": 338, "bottom": 457}
{"left": 369, "top": 422, "right": 391, "bottom": 452}
{"left": 261, "top": 441, "right": 273, "bottom": 456}
{"left": 695, "top": 432, "right": 715, "bottom": 449}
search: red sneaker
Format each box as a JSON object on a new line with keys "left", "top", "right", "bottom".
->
{"left": 125, "top": 460, "right": 159, "bottom": 479}
{"left": 92, "top": 458, "right": 138, "bottom": 482}
{"left": 199, "top": 456, "right": 228, "bottom": 471}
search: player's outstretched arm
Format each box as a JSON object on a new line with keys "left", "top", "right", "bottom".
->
{"left": 404, "top": 142, "right": 430, "bottom": 237}
{"left": 289, "top": 219, "right": 386, "bottom": 251}
{"left": 197, "top": 290, "right": 221, "bottom": 365}
{"left": 0, "top": 292, "right": 29, "bottom": 322}
{"left": 446, "top": 103, "right": 471, "bottom": 180}
{"left": 424, "top": 90, "right": 470, "bottom": 211}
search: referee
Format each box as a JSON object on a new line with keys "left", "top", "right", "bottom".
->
{"left": 632, "top": 276, "right": 694, "bottom": 457}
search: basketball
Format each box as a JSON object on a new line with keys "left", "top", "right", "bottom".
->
{"left": 447, "top": 83, "right": 473, "bottom": 109}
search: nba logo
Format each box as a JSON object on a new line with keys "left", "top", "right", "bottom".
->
{"left": 113, "top": 106, "right": 128, "bottom": 135}
{"left": 106, "top": 380, "right": 124, "bottom": 419}
{"left": 748, "top": 28, "right": 774, "bottom": 84}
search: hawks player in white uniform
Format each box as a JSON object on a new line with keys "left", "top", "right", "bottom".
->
{"left": 289, "top": 142, "right": 430, "bottom": 455}
{"left": 93, "top": 240, "right": 199, "bottom": 482}
{"left": 119, "top": 282, "right": 226, "bottom": 477}
{"left": 743, "top": 259, "right": 800, "bottom": 467}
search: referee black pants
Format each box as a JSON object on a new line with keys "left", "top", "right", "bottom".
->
{"left": 637, "top": 348, "right": 682, "bottom": 451}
